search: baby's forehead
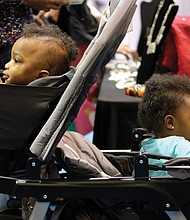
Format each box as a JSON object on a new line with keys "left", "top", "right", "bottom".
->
{"left": 11, "top": 37, "right": 48, "bottom": 63}
{"left": 16, "top": 37, "right": 53, "bottom": 52}
{"left": 16, "top": 36, "right": 44, "bottom": 46}
{"left": 15, "top": 36, "right": 67, "bottom": 60}
{"left": 14, "top": 37, "right": 44, "bottom": 51}
{"left": 21, "top": 36, "right": 64, "bottom": 49}
{"left": 19, "top": 36, "right": 49, "bottom": 43}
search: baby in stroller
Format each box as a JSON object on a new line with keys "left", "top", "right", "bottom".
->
{"left": 1, "top": 21, "right": 141, "bottom": 219}
{"left": 138, "top": 73, "right": 190, "bottom": 177}
{"left": 0, "top": 23, "right": 79, "bottom": 219}
{"left": 2, "top": 23, "right": 79, "bottom": 85}
{"left": 0, "top": 23, "right": 79, "bottom": 177}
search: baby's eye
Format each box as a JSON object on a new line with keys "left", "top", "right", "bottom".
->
{"left": 14, "top": 59, "right": 20, "bottom": 64}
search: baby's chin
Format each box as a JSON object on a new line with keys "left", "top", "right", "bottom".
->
{"left": 3, "top": 79, "right": 13, "bottom": 85}
{"left": 3, "top": 79, "right": 10, "bottom": 84}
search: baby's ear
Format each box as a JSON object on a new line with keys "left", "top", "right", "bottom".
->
{"left": 37, "top": 70, "right": 49, "bottom": 79}
{"left": 164, "top": 115, "right": 175, "bottom": 130}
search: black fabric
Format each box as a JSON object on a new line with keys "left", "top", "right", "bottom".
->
{"left": 57, "top": 6, "right": 70, "bottom": 35}
{"left": 51, "top": 198, "right": 141, "bottom": 220}
{"left": 28, "top": 68, "right": 74, "bottom": 87}
{"left": 0, "top": 85, "right": 61, "bottom": 175}
{"left": 58, "top": 1, "right": 98, "bottom": 44}
{"left": 51, "top": 199, "right": 106, "bottom": 220}
{"left": 0, "top": 45, "right": 12, "bottom": 69}
{"left": 164, "top": 157, "right": 190, "bottom": 167}
{"left": 0, "top": 71, "right": 74, "bottom": 175}
{"left": 93, "top": 72, "right": 141, "bottom": 150}
{"left": 104, "top": 153, "right": 134, "bottom": 176}
{"left": 0, "top": 85, "right": 66, "bottom": 152}
{"left": 137, "top": 1, "right": 178, "bottom": 84}
{"left": 137, "top": 0, "right": 161, "bottom": 56}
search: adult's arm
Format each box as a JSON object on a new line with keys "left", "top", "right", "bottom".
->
{"left": 22, "top": 0, "right": 70, "bottom": 11}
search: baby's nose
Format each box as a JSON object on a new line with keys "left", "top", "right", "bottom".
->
{"left": 5, "top": 60, "right": 12, "bottom": 69}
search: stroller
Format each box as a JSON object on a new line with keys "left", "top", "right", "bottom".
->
{"left": 0, "top": 0, "right": 137, "bottom": 218}
{"left": 0, "top": 0, "right": 189, "bottom": 219}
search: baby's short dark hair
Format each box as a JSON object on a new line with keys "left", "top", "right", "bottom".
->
{"left": 21, "top": 23, "right": 79, "bottom": 75}
{"left": 138, "top": 73, "right": 190, "bottom": 133}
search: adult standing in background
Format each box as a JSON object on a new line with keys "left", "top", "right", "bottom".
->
{"left": 0, "top": 0, "right": 70, "bottom": 69}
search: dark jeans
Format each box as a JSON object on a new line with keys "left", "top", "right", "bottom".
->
{"left": 0, "top": 45, "right": 12, "bottom": 69}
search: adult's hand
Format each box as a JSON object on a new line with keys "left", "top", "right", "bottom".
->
{"left": 34, "top": 9, "right": 60, "bottom": 26}
{"left": 116, "top": 44, "right": 141, "bottom": 63}
{"left": 22, "top": 0, "right": 70, "bottom": 11}
{"left": 44, "top": 9, "right": 60, "bottom": 24}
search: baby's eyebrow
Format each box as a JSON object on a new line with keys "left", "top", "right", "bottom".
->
{"left": 12, "top": 51, "right": 23, "bottom": 59}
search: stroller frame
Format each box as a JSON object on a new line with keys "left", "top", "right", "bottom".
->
{"left": 0, "top": 153, "right": 188, "bottom": 220}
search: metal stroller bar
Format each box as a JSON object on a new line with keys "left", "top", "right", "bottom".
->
{"left": 0, "top": 174, "right": 188, "bottom": 220}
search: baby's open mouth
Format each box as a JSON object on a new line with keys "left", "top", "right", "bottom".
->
{"left": 2, "top": 74, "right": 9, "bottom": 80}
{"left": 1, "top": 70, "right": 9, "bottom": 83}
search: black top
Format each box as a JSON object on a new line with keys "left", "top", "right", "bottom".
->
{"left": 137, "top": 0, "right": 178, "bottom": 84}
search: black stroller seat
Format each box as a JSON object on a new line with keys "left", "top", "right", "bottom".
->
{"left": 0, "top": 69, "right": 75, "bottom": 176}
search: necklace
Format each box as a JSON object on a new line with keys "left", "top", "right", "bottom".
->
{"left": 146, "top": 1, "right": 174, "bottom": 55}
